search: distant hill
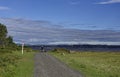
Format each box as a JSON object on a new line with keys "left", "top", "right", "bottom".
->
{"left": 29, "top": 44, "right": 120, "bottom": 52}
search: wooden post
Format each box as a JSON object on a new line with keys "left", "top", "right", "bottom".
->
{"left": 22, "top": 43, "right": 24, "bottom": 54}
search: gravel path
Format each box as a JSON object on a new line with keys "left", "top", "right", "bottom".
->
{"left": 34, "top": 53, "right": 83, "bottom": 77}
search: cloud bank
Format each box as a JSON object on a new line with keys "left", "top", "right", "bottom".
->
{"left": 0, "top": 18, "right": 120, "bottom": 45}
{"left": 98, "top": 0, "right": 120, "bottom": 4}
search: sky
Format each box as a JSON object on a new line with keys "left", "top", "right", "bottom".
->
{"left": 0, "top": 0, "right": 120, "bottom": 45}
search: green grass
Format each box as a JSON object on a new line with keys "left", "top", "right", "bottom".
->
{"left": 0, "top": 48, "right": 36, "bottom": 77}
{"left": 50, "top": 51, "right": 120, "bottom": 77}
{"left": 14, "top": 51, "right": 35, "bottom": 77}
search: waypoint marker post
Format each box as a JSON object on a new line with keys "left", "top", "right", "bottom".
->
{"left": 22, "top": 43, "right": 24, "bottom": 54}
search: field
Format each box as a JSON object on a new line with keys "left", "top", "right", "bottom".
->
{"left": 0, "top": 47, "right": 36, "bottom": 77}
{"left": 50, "top": 50, "right": 120, "bottom": 77}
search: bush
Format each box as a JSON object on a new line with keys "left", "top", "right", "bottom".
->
{"left": 51, "top": 48, "right": 70, "bottom": 53}
{"left": 0, "top": 53, "right": 21, "bottom": 77}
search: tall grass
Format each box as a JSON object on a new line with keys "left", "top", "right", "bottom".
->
{"left": 0, "top": 47, "right": 36, "bottom": 77}
{"left": 50, "top": 51, "right": 120, "bottom": 77}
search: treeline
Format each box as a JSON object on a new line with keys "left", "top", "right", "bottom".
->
{"left": 0, "top": 23, "right": 21, "bottom": 53}
{"left": 0, "top": 23, "right": 35, "bottom": 77}
{"left": 0, "top": 23, "right": 14, "bottom": 48}
{"left": 0, "top": 23, "right": 20, "bottom": 77}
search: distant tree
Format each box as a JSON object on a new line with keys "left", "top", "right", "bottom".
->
{"left": 6, "top": 36, "right": 14, "bottom": 45}
{"left": 0, "top": 23, "right": 8, "bottom": 37}
{"left": 0, "top": 23, "right": 13, "bottom": 47}
{"left": 0, "top": 23, "right": 8, "bottom": 46}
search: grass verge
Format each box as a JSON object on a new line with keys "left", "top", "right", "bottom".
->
{"left": 14, "top": 51, "right": 35, "bottom": 77}
{"left": 0, "top": 50, "right": 36, "bottom": 77}
{"left": 49, "top": 51, "right": 120, "bottom": 77}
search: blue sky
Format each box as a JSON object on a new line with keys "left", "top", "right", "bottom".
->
{"left": 0, "top": 0, "right": 120, "bottom": 30}
{"left": 0, "top": 0, "right": 120, "bottom": 45}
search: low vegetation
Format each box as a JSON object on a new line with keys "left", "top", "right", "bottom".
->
{"left": 50, "top": 49, "right": 120, "bottom": 77}
{"left": 0, "top": 23, "right": 36, "bottom": 77}
{"left": 14, "top": 51, "right": 35, "bottom": 77}
{"left": 0, "top": 47, "right": 36, "bottom": 77}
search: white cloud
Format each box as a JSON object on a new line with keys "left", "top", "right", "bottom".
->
{"left": 48, "top": 41, "right": 120, "bottom": 45}
{"left": 0, "top": 6, "right": 10, "bottom": 10}
{"left": 1, "top": 18, "right": 120, "bottom": 45}
{"left": 69, "top": 1, "right": 79, "bottom": 5}
{"left": 48, "top": 41, "right": 80, "bottom": 45}
{"left": 97, "top": 0, "right": 120, "bottom": 4}
{"left": 68, "top": 0, "right": 80, "bottom": 5}
{"left": 80, "top": 41, "right": 120, "bottom": 45}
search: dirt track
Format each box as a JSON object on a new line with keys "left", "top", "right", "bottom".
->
{"left": 34, "top": 53, "right": 83, "bottom": 77}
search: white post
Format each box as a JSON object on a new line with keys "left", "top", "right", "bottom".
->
{"left": 22, "top": 43, "right": 24, "bottom": 54}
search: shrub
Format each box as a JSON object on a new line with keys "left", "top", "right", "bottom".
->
{"left": 51, "top": 48, "right": 70, "bottom": 53}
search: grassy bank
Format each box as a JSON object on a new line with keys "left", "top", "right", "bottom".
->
{"left": 14, "top": 51, "right": 35, "bottom": 77}
{"left": 0, "top": 48, "right": 36, "bottom": 77}
{"left": 50, "top": 51, "right": 120, "bottom": 77}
